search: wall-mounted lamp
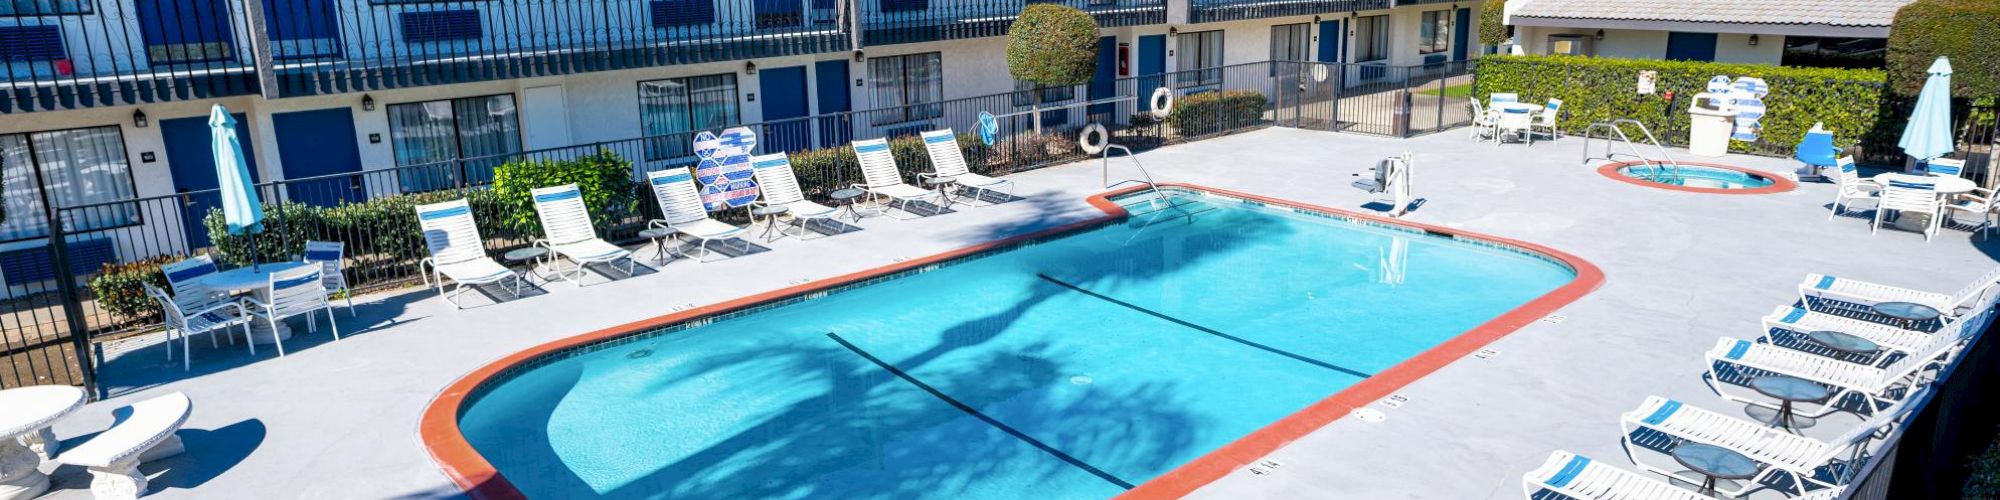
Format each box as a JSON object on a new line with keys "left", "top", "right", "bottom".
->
{"left": 853, "top": 50, "right": 865, "bottom": 62}
{"left": 361, "top": 94, "right": 375, "bottom": 111}
{"left": 745, "top": 61, "right": 757, "bottom": 74}
{"left": 1747, "top": 34, "right": 1760, "bottom": 46}
{"left": 1312, "top": 15, "right": 1320, "bottom": 23}
{"left": 1594, "top": 29, "right": 1605, "bottom": 41}
{"left": 1167, "top": 26, "right": 1176, "bottom": 38}
{"left": 132, "top": 109, "right": 148, "bottom": 128}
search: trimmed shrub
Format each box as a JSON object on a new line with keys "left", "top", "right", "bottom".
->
{"left": 1478, "top": 0, "right": 1507, "bottom": 46}
{"left": 1006, "top": 4, "right": 1100, "bottom": 88}
{"left": 1472, "top": 55, "right": 1888, "bottom": 156}
{"left": 204, "top": 202, "right": 322, "bottom": 266}
{"left": 88, "top": 255, "right": 180, "bottom": 326}
{"left": 490, "top": 149, "right": 639, "bottom": 236}
{"left": 1887, "top": 0, "right": 2000, "bottom": 97}
{"left": 1166, "top": 90, "right": 1270, "bottom": 137}
{"left": 202, "top": 189, "right": 505, "bottom": 287}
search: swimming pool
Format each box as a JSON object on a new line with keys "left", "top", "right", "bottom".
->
{"left": 1599, "top": 161, "right": 1795, "bottom": 194}
{"left": 427, "top": 185, "right": 1598, "bottom": 499}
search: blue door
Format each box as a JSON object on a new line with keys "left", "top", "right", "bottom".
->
{"left": 1089, "top": 36, "right": 1117, "bottom": 123}
{"left": 760, "top": 65, "right": 811, "bottom": 153}
{"left": 1452, "top": 8, "right": 1470, "bottom": 61}
{"left": 273, "top": 108, "right": 363, "bottom": 207}
{"left": 1137, "top": 35, "right": 1166, "bottom": 102}
{"left": 161, "top": 113, "right": 258, "bottom": 249}
{"left": 814, "top": 60, "right": 851, "bottom": 148}
{"left": 1665, "top": 32, "right": 1718, "bottom": 61}
{"left": 135, "top": 0, "right": 239, "bottom": 64}
{"left": 1317, "top": 20, "right": 1342, "bottom": 63}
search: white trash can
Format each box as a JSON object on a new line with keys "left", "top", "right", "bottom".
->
{"left": 1687, "top": 92, "right": 1737, "bottom": 157}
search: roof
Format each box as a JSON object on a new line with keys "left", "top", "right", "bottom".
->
{"left": 1508, "top": 0, "right": 1911, "bottom": 36}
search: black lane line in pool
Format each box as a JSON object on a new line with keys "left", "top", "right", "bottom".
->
{"left": 824, "top": 332, "right": 1136, "bottom": 490}
{"left": 1034, "top": 273, "right": 1375, "bottom": 379}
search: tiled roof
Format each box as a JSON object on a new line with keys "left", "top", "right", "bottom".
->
{"left": 1509, "top": 0, "right": 1911, "bottom": 27}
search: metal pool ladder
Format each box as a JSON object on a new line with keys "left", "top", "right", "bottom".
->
{"left": 1102, "top": 144, "right": 1206, "bottom": 222}
{"left": 1582, "top": 119, "right": 1682, "bottom": 183}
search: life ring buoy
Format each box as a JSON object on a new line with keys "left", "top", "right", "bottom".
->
{"left": 1149, "top": 87, "right": 1173, "bottom": 119}
{"left": 1078, "top": 123, "right": 1109, "bottom": 155}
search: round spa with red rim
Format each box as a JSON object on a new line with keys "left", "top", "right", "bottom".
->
{"left": 1596, "top": 160, "right": 1797, "bottom": 195}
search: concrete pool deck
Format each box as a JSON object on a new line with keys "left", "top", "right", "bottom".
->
{"left": 30, "top": 127, "right": 1998, "bottom": 499}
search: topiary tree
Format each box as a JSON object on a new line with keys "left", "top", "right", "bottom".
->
{"left": 1006, "top": 4, "right": 1099, "bottom": 134}
{"left": 1478, "top": 0, "right": 1507, "bottom": 49}
{"left": 1887, "top": 0, "right": 2000, "bottom": 97}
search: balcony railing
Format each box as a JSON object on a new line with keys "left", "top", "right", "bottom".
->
{"left": 1186, "top": 0, "right": 1385, "bottom": 23}
{"left": 859, "top": 0, "right": 1163, "bottom": 46}
{"left": 0, "top": 0, "right": 854, "bottom": 113}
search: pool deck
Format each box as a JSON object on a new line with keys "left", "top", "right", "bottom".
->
{"left": 32, "top": 127, "right": 1998, "bottom": 499}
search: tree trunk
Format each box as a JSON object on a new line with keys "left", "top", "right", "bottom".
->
{"left": 1031, "top": 87, "right": 1045, "bottom": 136}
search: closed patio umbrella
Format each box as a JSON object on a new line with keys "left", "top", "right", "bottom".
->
{"left": 211, "top": 104, "right": 266, "bottom": 269}
{"left": 1899, "top": 57, "right": 1954, "bottom": 165}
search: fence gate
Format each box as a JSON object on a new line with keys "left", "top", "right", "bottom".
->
{"left": 2, "top": 166, "right": 99, "bottom": 393}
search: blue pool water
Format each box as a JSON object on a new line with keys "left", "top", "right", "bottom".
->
{"left": 1617, "top": 164, "right": 1775, "bottom": 189}
{"left": 458, "top": 190, "right": 1575, "bottom": 499}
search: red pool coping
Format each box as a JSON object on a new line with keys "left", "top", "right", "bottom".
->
{"left": 417, "top": 183, "right": 1606, "bottom": 500}
{"left": 1595, "top": 160, "right": 1798, "bottom": 195}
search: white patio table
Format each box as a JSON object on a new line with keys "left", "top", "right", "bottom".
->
{"left": 1872, "top": 173, "right": 1977, "bottom": 231}
{"left": 196, "top": 261, "right": 312, "bottom": 345}
{"left": 0, "top": 385, "right": 86, "bottom": 500}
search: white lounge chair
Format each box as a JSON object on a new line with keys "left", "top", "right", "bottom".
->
{"left": 416, "top": 199, "right": 526, "bottom": 309}
{"left": 1704, "top": 324, "right": 1969, "bottom": 418}
{"left": 646, "top": 169, "right": 750, "bottom": 262}
{"left": 1797, "top": 264, "right": 2000, "bottom": 320}
{"left": 240, "top": 264, "right": 341, "bottom": 356}
{"left": 749, "top": 153, "right": 839, "bottom": 238}
{"left": 301, "top": 240, "right": 354, "bottom": 316}
{"left": 1871, "top": 174, "right": 1942, "bottom": 241}
{"left": 851, "top": 138, "right": 943, "bottom": 219}
{"left": 919, "top": 129, "right": 1014, "bottom": 206}
{"left": 1827, "top": 156, "right": 1879, "bottom": 220}
{"left": 1618, "top": 392, "right": 1918, "bottom": 497}
{"left": 531, "top": 184, "right": 636, "bottom": 284}
{"left": 1761, "top": 305, "right": 1940, "bottom": 359}
{"left": 56, "top": 392, "right": 191, "bottom": 500}
{"left": 1520, "top": 450, "right": 1711, "bottom": 500}
{"left": 144, "top": 284, "right": 253, "bottom": 370}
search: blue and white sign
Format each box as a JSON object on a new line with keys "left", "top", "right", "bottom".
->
{"left": 977, "top": 111, "right": 999, "bottom": 146}
{"left": 690, "top": 126, "right": 760, "bottom": 210}
{"left": 1728, "top": 77, "right": 1770, "bottom": 142}
{"left": 1706, "top": 75, "right": 1733, "bottom": 94}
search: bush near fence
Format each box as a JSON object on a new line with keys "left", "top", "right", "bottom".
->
{"left": 1167, "top": 90, "right": 1270, "bottom": 137}
{"left": 1472, "top": 55, "right": 1889, "bottom": 156}
{"left": 87, "top": 256, "right": 181, "bottom": 326}
{"left": 491, "top": 149, "right": 641, "bottom": 237}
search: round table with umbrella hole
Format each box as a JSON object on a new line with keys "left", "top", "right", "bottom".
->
{"left": 196, "top": 261, "right": 313, "bottom": 345}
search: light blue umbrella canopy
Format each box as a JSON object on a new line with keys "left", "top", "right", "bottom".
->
{"left": 1899, "top": 57, "right": 1954, "bottom": 162}
{"left": 210, "top": 104, "right": 264, "bottom": 236}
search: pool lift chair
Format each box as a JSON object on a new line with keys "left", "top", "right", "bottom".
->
{"left": 1353, "top": 152, "right": 1414, "bottom": 217}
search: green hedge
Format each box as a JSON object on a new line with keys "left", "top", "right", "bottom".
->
{"left": 87, "top": 255, "right": 180, "bottom": 325}
{"left": 1472, "top": 55, "right": 1889, "bottom": 156}
{"left": 490, "top": 149, "right": 639, "bottom": 236}
{"left": 1167, "top": 90, "right": 1269, "bottom": 137}
{"left": 1888, "top": 0, "right": 2000, "bottom": 98}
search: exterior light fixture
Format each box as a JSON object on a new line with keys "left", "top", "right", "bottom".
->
{"left": 1748, "top": 34, "right": 1760, "bottom": 46}
{"left": 1167, "top": 26, "right": 1176, "bottom": 37}
{"left": 1594, "top": 29, "right": 1605, "bottom": 41}
{"left": 745, "top": 61, "right": 757, "bottom": 74}
{"left": 132, "top": 109, "right": 148, "bottom": 128}
{"left": 854, "top": 50, "right": 865, "bottom": 62}
{"left": 361, "top": 94, "right": 375, "bottom": 111}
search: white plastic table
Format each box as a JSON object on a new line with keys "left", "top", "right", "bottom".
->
{"left": 1871, "top": 173, "right": 1976, "bottom": 194}
{"left": 0, "top": 385, "right": 85, "bottom": 500}
{"left": 196, "top": 261, "right": 312, "bottom": 345}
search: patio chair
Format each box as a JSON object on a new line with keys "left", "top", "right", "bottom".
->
{"left": 1827, "top": 156, "right": 1879, "bottom": 220}
{"left": 1495, "top": 106, "right": 1534, "bottom": 146}
{"left": 1871, "top": 174, "right": 1941, "bottom": 241}
{"left": 919, "top": 129, "right": 1014, "bottom": 206}
{"left": 1797, "top": 264, "right": 2000, "bottom": 321}
{"left": 1617, "top": 391, "right": 1918, "bottom": 498}
{"left": 1489, "top": 92, "right": 1518, "bottom": 105}
{"left": 1520, "top": 450, "right": 1712, "bottom": 500}
{"left": 416, "top": 199, "right": 526, "bottom": 309}
{"left": 1924, "top": 158, "right": 1965, "bottom": 178}
{"left": 240, "top": 264, "right": 341, "bottom": 357}
{"left": 160, "top": 255, "right": 228, "bottom": 312}
{"left": 532, "top": 184, "right": 636, "bottom": 284}
{"left": 1704, "top": 322, "right": 1970, "bottom": 419}
{"left": 54, "top": 391, "right": 190, "bottom": 500}
{"left": 749, "top": 153, "right": 839, "bottom": 237}
{"left": 144, "top": 283, "right": 252, "bottom": 370}
{"left": 1467, "top": 98, "right": 1497, "bottom": 141}
{"left": 1942, "top": 185, "right": 1996, "bottom": 238}
{"left": 646, "top": 169, "right": 750, "bottom": 262}
{"left": 851, "top": 138, "right": 943, "bottom": 219}
{"left": 1529, "top": 99, "right": 1562, "bottom": 141}
{"left": 301, "top": 240, "right": 353, "bottom": 316}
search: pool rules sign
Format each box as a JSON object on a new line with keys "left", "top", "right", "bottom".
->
{"left": 691, "top": 127, "right": 761, "bottom": 211}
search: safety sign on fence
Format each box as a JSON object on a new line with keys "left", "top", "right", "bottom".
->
{"left": 691, "top": 127, "right": 761, "bottom": 211}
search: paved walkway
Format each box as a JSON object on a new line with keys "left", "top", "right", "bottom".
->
{"left": 32, "top": 127, "right": 1997, "bottom": 499}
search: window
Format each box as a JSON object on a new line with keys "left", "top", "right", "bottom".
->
{"left": 135, "top": 0, "right": 238, "bottom": 64}
{"left": 1419, "top": 10, "right": 1451, "bottom": 55}
{"left": 1176, "top": 30, "right": 1223, "bottom": 88}
{"left": 639, "top": 74, "right": 741, "bottom": 161}
{"left": 1011, "top": 80, "right": 1074, "bottom": 107}
{"left": 1, "top": 127, "right": 140, "bottom": 242}
{"left": 1546, "top": 34, "right": 1590, "bottom": 56}
{"left": 387, "top": 94, "right": 521, "bottom": 191}
{"left": 1781, "top": 37, "right": 1886, "bottom": 69}
{"left": 1354, "top": 15, "right": 1389, "bottom": 62}
{"left": 0, "top": 0, "right": 91, "bottom": 16}
{"left": 1270, "top": 23, "right": 1309, "bottom": 77}
{"left": 870, "top": 52, "right": 942, "bottom": 124}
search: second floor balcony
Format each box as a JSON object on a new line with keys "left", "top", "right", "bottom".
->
{"left": 1186, "top": 0, "right": 1385, "bottom": 24}
{"left": 858, "top": 0, "right": 1163, "bottom": 45}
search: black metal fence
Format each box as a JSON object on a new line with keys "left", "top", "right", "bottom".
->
{"left": 1, "top": 58, "right": 1470, "bottom": 393}
{"left": 860, "top": 0, "right": 1163, "bottom": 45}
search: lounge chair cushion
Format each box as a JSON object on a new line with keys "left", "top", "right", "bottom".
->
{"left": 674, "top": 219, "right": 748, "bottom": 239}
